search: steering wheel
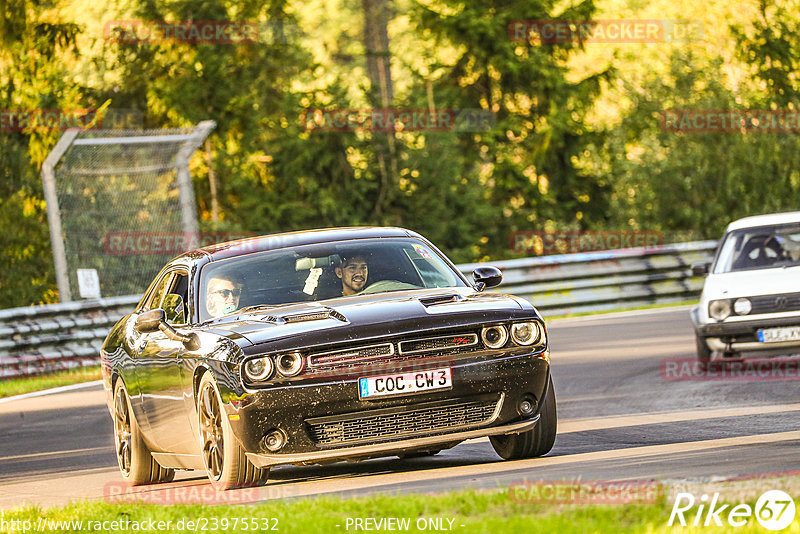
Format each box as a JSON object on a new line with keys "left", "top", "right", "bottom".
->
{"left": 359, "top": 280, "right": 421, "bottom": 295}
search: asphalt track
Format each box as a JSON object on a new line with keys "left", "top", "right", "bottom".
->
{"left": 1, "top": 306, "right": 798, "bottom": 509}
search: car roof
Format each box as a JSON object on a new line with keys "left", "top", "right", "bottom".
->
{"left": 726, "top": 211, "right": 800, "bottom": 232}
{"left": 179, "top": 226, "right": 422, "bottom": 262}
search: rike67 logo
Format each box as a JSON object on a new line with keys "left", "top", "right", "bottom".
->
{"left": 669, "top": 490, "right": 796, "bottom": 530}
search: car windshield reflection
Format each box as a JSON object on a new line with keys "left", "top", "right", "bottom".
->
{"left": 198, "top": 238, "right": 466, "bottom": 321}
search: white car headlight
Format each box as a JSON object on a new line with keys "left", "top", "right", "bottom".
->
{"left": 733, "top": 298, "right": 752, "bottom": 315}
{"left": 709, "top": 299, "right": 732, "bottom": 321}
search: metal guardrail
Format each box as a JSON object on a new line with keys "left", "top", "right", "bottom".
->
{"left": 459, "top": 240, "right": 718, "bottom": 317}
{"left": 0, "top": 241, "right": 718, "bottom": 378}
{"left": 0, "top": 295, "right": 140, "bottom": 378}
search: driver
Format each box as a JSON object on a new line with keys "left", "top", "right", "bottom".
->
{"left": 206, "top": 276, "right": 241, "bottom": 318}
{"left": 335, "top": 254, "right": 368, "bottom": 296}
{"left": 768, "top": 235, "right": 800, "bottom": 261}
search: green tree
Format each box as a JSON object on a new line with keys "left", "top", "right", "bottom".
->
{"left": 597, "top": 50, "right": 800, "bottom": 239}
{"left": 401, "top": 0, "right": 610, "bottom": 260}
{"left": 0, "top": 0, "right": 87, "bottom": 307}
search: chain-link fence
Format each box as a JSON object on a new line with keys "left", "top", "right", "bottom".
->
{"left": 42, "top": 122, "right": 215, "bottom": 301}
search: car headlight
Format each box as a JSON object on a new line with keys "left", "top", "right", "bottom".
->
{"left": 709, "top": 299, "right": 732, "bottom": 321}
{"left": 276, "top": 351, "right": 304, "bottom": 377}
{"left": 481, "top": 325, "right": 509, "bottom": 349}
{"left": 733, "top": 298, "right": 752, "bottom": 315}
{"left": 511, "top": 322, "right": 541, "bottom": 346}
{"left": 243, "top": 357, "right": 274, "bottom": 381}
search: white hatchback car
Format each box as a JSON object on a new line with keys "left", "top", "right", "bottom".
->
{"left": 691, "top": 211, "right": 800, "bottom": 365}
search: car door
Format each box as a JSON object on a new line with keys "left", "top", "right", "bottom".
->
{"left": 136, "top": 268, "right": 195, "bottom": 454}
{"left": 125, "top": 269, "right": 173, "bottom": 441}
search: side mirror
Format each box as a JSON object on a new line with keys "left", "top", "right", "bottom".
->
{"left": 691, "top": 262, "right": 710, "bottom": 276}
{"left": 162, "top": 293, "right": 186, "bottom": 324}
{"left": 473, "top": 266, "right": 503, "bottom": 292}
{"left": 135, "top": 309, "right": 165, "bottom": 333}
{"left": 135, "top": 308, "right": 200, "bottom": 351}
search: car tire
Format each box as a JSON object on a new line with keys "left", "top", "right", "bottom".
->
{"left": 696, "top": 334, "right": 711, "bottom": 369}
{"left": 113, "top": 380, "right": 175, "bottom": 484}
{"left": 198, "top": 373, "right": 269, "bottom": 490}
{"left": 490, "top": 376, "right": 557, "bottom": 460}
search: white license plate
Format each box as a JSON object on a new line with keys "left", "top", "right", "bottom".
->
{"left": 757, "top": 326, "right": 800, "bottom": 343}
{"left": 358, "top": 368, "right": 452, "bottom": 398}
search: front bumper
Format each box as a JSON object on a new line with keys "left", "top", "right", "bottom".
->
{"left": 225, "top": 349, "right": 551, "bottom": 462}
{"left": 245, "top": 416, "right": 539, "bottom": 468}
{"left": 694, "top": 313, "right": 800, "bottom": 352}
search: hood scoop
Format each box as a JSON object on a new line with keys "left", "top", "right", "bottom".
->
{"left": 418, "top": 293, "right": 463, "bottom": 307}
{"left": 262, "top": 308, "right": 347, "bottom": 324}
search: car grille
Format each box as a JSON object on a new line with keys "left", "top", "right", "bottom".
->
{"left": 399, "top": 334, "right": 478, "bottom": 354}
{"left": 306, "top": 396, "right": 501, "bottom": 446}
{"left": 747, "top": 293, "right": 800, "bottom": 315}
{"left": 308, "top": 343, "right": 394, "bottom": 367}
{"left": 305, "top": 332, "right": 480, "bottom": 373}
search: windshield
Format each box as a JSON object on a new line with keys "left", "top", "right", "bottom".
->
{"left": 713, "top": 222, "right": 800, "bottom": 274}
{"left": 198, "top": 237, "right": 467, "bottom": 321}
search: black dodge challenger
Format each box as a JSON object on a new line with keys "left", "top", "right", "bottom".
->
{"left": 101, "top": 227, "right": 556, "bottom": 489}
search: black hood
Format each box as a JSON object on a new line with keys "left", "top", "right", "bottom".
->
{"left": 200, "top": 287, "right": 537, "bottom": 352}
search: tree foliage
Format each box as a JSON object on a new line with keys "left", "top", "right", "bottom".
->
{"left": 596, "top": 0, "right": 800, "bottom": 239}
{"left": 1, "top": 0, "right": 798, "bottom": 308}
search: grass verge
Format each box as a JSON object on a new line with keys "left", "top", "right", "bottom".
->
{"left": 4, "top": 481, "right": 798, "bottom": 533}
{"left": 4, "top": 491, "right": 666, "bottom": 533}
{"left": 0, "top": 366, "right": 102, "bottom": 399}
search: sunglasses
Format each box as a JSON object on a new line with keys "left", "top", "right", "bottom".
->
{"left": 212, "top": 288, "right": 241, "bottom": 299}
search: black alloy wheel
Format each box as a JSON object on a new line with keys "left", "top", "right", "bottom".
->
{"left": 199, "top": 381, "right": 225, "bottom": 481}
{"left": 113, "top": 384, "right": 132, "bottom": 477}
